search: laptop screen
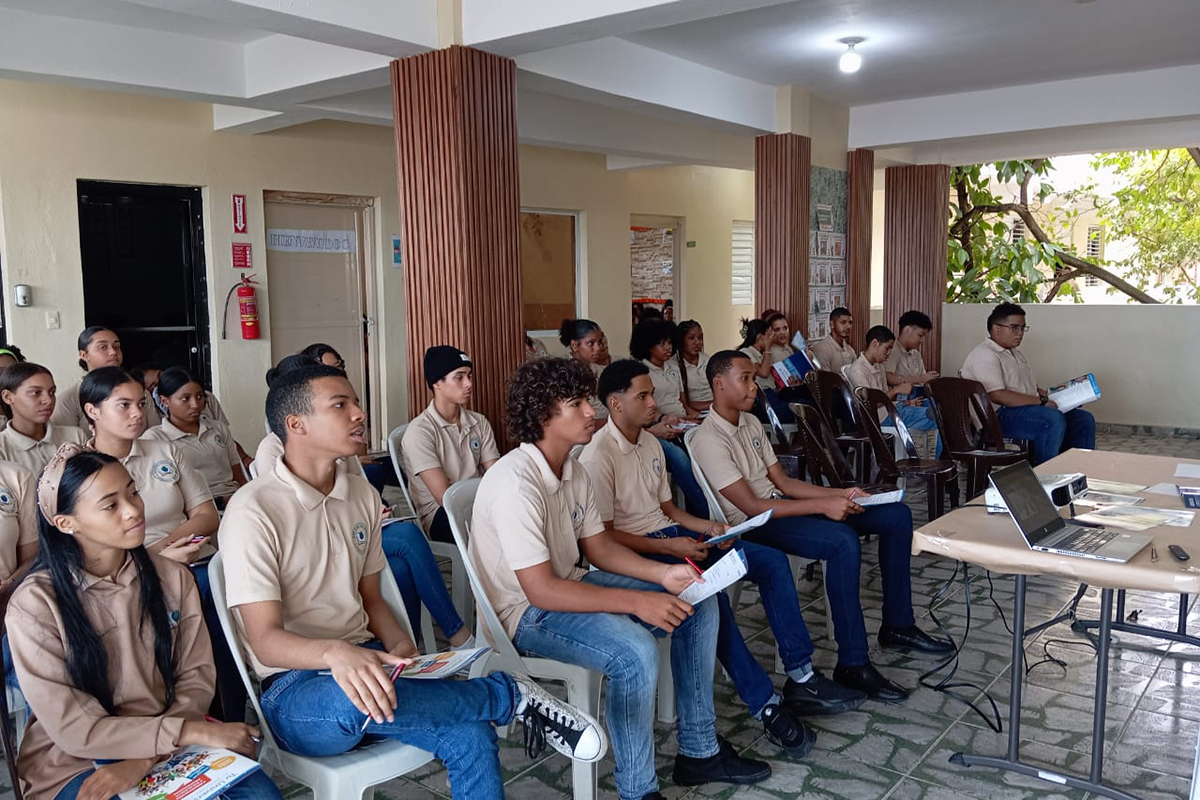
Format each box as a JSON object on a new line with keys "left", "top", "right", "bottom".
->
{"left": 989, "top": 462, "right": 1065, "bottom": 545}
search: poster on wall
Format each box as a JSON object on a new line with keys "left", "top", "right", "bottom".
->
{"left": 816, "top": 204, "right": 834, "bottom": 232}
{"left": 809, "top": 231, "right": 818, "bottom": 257}
{"left": 814, "top": 288, "right": 831, "bottom": 314}
{"left": 831, "top": 263, "right": 846, "bottom": 286}
{"left": 232, "top": 194, "right": 247, "bottom": 234}
{"left": 813, "top": 261, "right": 830, "bottom": 286}
{"left": 830, "top": 288, "right": 846, "bottom": 309}
{"left": 232, "top": 242, "right": 252, "bottom": 270}
{"left": 817, "top": 232, "right": 830, "bottom": 257}
{"left": 266, "top": 228, "right": 357, "bottom": 254}
{"left": 830, "top": 233, "right": 845, "bottom": 259}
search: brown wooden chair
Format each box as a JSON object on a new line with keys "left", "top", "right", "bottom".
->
{"left": 855, "top": 387, "right": 960, "bottom": 520}
{"left": 801, "top": 370, "right": 871, "bottom": 483}
{"left": 791, "top": 403, "right": 896, "bottom": 494}
{"left": 1, "top": 580, "right": 24, "bottom": 800}
{"left": 926, "top": 376, "right": 1030, "bottom": 499}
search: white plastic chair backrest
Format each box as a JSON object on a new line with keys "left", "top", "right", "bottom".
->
{"left": 386, "top": 423, "right": 421, "bottom": 524}
{"left": 682, "top": 427, "right": 728, "bottom": 525}
{"left": 247, "top": 460, "right": 258, "bottom": 480}
{"left": 442, "top": 479, "right": 527, "bottom": 667}
{"left": 568, "top": 443, "right": 584, "bottom": 461}
{"left": 839, "top": 364, "right": 852, "bottom": 381}
{"left": 207, "top": 551, "right": 417, "bottom": 756}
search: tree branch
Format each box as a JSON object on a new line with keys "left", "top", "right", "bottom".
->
{"left": 1187, "top": 147, "right": 1200, "bottom": 170}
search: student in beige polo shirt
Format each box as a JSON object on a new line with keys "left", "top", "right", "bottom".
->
{"left": 52, "top": 326, "right": 161, "bottom": 431}
{"left": 7, "top": 445, "right": 280, "bottom": 800}
{"left": 0, "top": 362, "right": 87, "bottom": 474}
{"left": 560, "top": 318, "right": 610, "bottom": 428}
{"left": 810, "top": 307, "right": 857, "bottom": 371}
{"left": 401, "top": 345, "right": 499, "bottom": 543}
{"left": 143, "top": 367, "right": 245, "bottom": 501}
{"left": 673, "top": 320, "right": 713, "bottom": 414}
{"left": 846, "top": 326, "right": 939, "bottom": 438}
{"left": 0, "top": 460, "right": 36, "bottom": 587}
{"left": 961, "top": 302, "right": 1095, "bottom": 464}
{"left": 471, "top": 357, "right": 770, "bottom": 800}
{"left": 884, "top": 310, "right": 940, "bottom": 387}
{"left": 690, "top": 350, "right": 952, "bottom": 703}
{"left": 581, "top": 360, "right": 865, "bottom": 762}
{"left": 220, "top": 364, "right": 604, "bottom": 799}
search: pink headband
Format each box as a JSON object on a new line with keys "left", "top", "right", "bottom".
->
{"left": 36, "top": 442, "right": 92, "bottom": 520}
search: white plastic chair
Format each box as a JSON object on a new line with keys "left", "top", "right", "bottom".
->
{"left": 247, "top": 460, "right": 258, "bottom": 480}
{"left": 207, "top": 553, "right": 435, "bottom": 799}
{"left": 386, "top": 423, "right": 474, "bottom": 640}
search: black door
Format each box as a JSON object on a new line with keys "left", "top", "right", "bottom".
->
{"left": 77, "top": 181, "right": 210, "bottom": 383}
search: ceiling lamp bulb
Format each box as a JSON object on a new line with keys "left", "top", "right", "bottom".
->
{"left": 838, "top": 37, "right": 864, "bottom": 73}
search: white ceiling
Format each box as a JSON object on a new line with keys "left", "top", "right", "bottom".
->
{"left": 0, "top": 0, "right": 269, "bottom": 44}
{"left": 625, "top": 0, "right": 1200, "bottom": 105}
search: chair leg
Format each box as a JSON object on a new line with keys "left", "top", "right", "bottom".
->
{"left": 420, "top": 607, "right": 437, "bottom": 654}
{"left": 567, "top": 671, "right": 602, "bottom": 800}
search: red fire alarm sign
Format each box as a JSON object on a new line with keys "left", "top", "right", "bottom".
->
{"left": 232, "top": 194, "right": 247, "bottom": 233}
{"left": 232, "top": 242, "right": 252, "bottom": 269}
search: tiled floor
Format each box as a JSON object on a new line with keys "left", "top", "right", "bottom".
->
{"left": 4, "top": 430, "right": 1198, "bottom": 799}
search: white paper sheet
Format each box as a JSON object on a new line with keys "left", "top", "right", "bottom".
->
{"left": 1174, "top": 463, "right": 1200, "bottom": 479}
{"left": 853, "top": 489, "right": 904, "bottom": 507}
{"left": 1146, "top": 483, "right": 1180, "bottom": 496}
{"left": 678, "top": 548, "right": 747, "bottom": 605}
{"left": 705, "top": 509, "right": 773, "bottom": 546}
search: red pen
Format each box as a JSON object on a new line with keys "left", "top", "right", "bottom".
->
{"left": 684, "top": 557, "right": 704, "bottom": 576}
{"left": 205, "top": 715, "right": 262, "bottom": 743}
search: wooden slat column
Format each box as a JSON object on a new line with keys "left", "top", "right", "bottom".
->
{"left": 754, "top": 133, "right": 811, "bottom": 333}
{"left": 391, "top": 46, "right": 523, "bottom": 440}
{"left": 883, "top": 164, "right": 950, "bottom": 370}
{"left": 846, "top": 148, "right": 874, "bottom": 353}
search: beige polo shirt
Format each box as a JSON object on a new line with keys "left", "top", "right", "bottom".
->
{"left": 120, "top": 439, "right": 213, "bottom": 546}
{"left": 587, "top": 362, "right": 608, "bottom": 423}
{"left": 811, "top": 337, "right": 856, "bottom": 372}
{"left": 254, "top": 431, "right": 365, "bottom": 479}
{"left": 0, "top": 462, "right": 37, "bottom": 583}
{"left": 579, "top": 418, "right": 673, "bottom": 537}
{"left": 470, "top": 443, "right": 604, "bottom": 637}
{"left": 143, "top": 418, "right": 240, "bottom": 498}
{"left": 402, "top": 402, "right": 500, "bottom": 528}
{"left": 0, "top": 423, "right": 87, "bottom": 475}
{"left": 846, "top": 353, "right": 888, "bottom": 393}
{"left": 739, "top": 346, "right": 776, "bottom": 393}
{"left": 681, "top": 352, "right": 712, "bottom": 404}
{"left": 689, "top": 411, "right": 779, "bottom": 525}
{"left": 8, "top": 554, "right": 214, "bottom": 800}
{"left": 961, "top": 337, "right": 1038, "bottom": 404}
{"left": 220, "top": 458, "right": 388, "bottom": 680}
{"left": 884, "top": 342, "right": 927, "bottom": 379}
{"left": 51, "top": 378, "right": 161, "bottom": 431}
{"left": 643, "top": 359, "right": 686, "bottom": 418}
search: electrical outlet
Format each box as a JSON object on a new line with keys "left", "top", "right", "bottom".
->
{"left": 45, "top": 311, "right": 60, "bottom": 330}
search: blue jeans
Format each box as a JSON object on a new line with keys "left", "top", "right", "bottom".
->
{"left": 381, "top": 521, "right": 465, "bottom": 645}
{"left": 996, "top": 406, "right": 1096, "bottom": 466}
{"left": 744, "top": 503, "right": 916, "bottom": 666}
{"left": 513, "top": 571, "right": 720, "bottom": 800}
{"left": 647, "top": 527, "right": 814, "bottom": 717}
{"left": 659, "top": 437, "right": 708, "bottom": 517}
{"left": 3, "top": 634, "right": 17, "bottom": 691}
{"left": 260, "top": 644, "right": 517, "bottom": 800}
{"left": 54, "top": 762, "right": 283, "bottom": 800}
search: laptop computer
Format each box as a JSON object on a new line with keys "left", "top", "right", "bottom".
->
{"left": 988, "top": 461, "right": 1152, "bottom": 563}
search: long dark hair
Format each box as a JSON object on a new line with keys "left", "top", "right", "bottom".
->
{"left": 77, "top": 326, "right": 115, "bottom": 371}
{"left": 739, "top": 318, "right": 769, "bottom": 351}
{"left": 33, "top": 451, "right": 178, "bottom": 714}
{"left": 79, "top": 367, "right": 141, "bottom": 430}
{"left": 0, "top": 361, "right": 52, "bottom": 419}
{"left": 674, "top": 320, "right": 702, "bottom": 400}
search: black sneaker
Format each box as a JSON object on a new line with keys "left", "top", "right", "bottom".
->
{"left": 514, "top": 678, "right": 607, "bottom": 762}
{"left": 673, "top": 735, "right": 772, "bottom": 787}
{"left": 761, "top": 703, "right": 816, "bottom": 758}
{"left": 783, "top": 671, "right": 867, "bottom": 716}
{"left": 640, "top": 794, "right": 666, "bottom": 800}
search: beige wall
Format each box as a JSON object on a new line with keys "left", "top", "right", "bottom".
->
{"left": 0, "top": 79, "right": 407, "bottom": 450}
{"left": 941, "top": 303, "right": 1200, "bottom": 429}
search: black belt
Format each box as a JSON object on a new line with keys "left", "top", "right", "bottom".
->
{"left": 259, "top": 671, "right": 284, "bottom": 694}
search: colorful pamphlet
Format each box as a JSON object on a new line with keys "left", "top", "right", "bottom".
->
{"left": 1047, "top": 373, "right": 1100, "bottom": 413}
{"left": 771, "top": 351, "right": 815, "bottom": 390}
{"left": 117, "top": 746, "right": 260, "bottom": 800}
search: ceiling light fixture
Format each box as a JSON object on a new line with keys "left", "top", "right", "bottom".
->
{"left": 838, "top": 37, "right": 864, "bottom": 73}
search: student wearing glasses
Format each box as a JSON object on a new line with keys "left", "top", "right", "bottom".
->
{"left": 960, "top": 302, "right": 1095, "bottom": 465}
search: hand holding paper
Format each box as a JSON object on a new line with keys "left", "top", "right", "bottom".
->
{"left": 678, "top": 549, "right": 747, "bottom": 605}
{"left": 705, "top": 509, "right": 773, "bottom": 546}
{"left": 852, "top": 489, "right": 904, "bottom": 507}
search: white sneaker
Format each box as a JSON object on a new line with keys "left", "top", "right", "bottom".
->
{"left": 450, "top": 634, "right": 476, "bottom": 652}
{"left": 514, "top": 678, "right": 607, "bottom": 763}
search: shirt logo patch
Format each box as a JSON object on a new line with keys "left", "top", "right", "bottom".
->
{"left": 571, "top": 503, "right": 584, "bottom": 531}
{"left": 151, "top": 460, "right": 180, "bottom": 483}
{"left": 169, "top": 609, "right": 181, "bottom": 628}
{"left": 214, "top": 433, "right": 225, "bottom": 447}
{"left": 352, "top": 522, "right": 368, "bottom": 551}
{"left": 470, "top": 437, "right": 480, "bottom": 452}
{"left": 0, "top": 486, "right": 14, "bottom": 515}
{"left": 752, "top": 437, "right": 762, "bottom": 450}
{"left": 652, "top": 458, "right": 662, "bottom": 476}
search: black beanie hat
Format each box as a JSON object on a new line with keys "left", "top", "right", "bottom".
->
{"left": 424, "top": 345, "right": 472, "bottom": 388}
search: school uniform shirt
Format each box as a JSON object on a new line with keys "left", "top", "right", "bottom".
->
{"left": 142, "top": 418, "right": 240, "bottom": 498}
{"left": 680, "top": 353, "right": 712, "bottom": 405}
{"left": 469, "top": 443, "right": 605, "bottom": 637}
{"left": 739, "top": 346, "right": 777, "bottom": 394}
{"left": 586, "top": 362, "right": 608, "bottom": 423}
{"left": 0, "top": 423, "right": 87, "bottom": 475}
{"left": 119, "top": 439, "right": 212, "bottom": 547}
{"left": 810, "top": 337, "right": 856, "bottom": 372}
{"left": 220, "top": 458, "right": 387, "bottom": 680}
{"left": 401, "top": 401, "right": 500, "bottom": 529}
{"left": 0, "top": 462, "right": 37, "bottom": 583}
{"left": 253, "top": 431, "right": 365, "bottom": 479}
{"left": 7, "top": 554, "right": 214, "bottom": 800}
{"left": 884, "top": 342, "right": 927, "bottom": 379}
{"left": 579, "top": 418, "right": 673, "bottom": 536}
{"left": 50, "top": 378, "right": 162, "bottom": 431}
{"left": 846, "top": 353, "right": 888, "bottom": 393}
{"left": 643, "top": 359, "right": 686, "bottom": 418}
{"left": 961, "top": 337, "right": 1039, "bottom": 407}
{"left": 689, "top": 411, "right": 780, "bottom": 526}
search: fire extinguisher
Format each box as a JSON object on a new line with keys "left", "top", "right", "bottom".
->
{"left": 222, "top": 273, "right": 260, "bottom": 340}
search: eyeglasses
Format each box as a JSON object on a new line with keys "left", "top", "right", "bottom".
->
{"left": 997, "top": 324, "right": 1030, "bottom": 333}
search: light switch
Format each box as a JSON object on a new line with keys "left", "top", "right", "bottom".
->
{"left": 45, "top": 311, "right": 60, "bottom": 330}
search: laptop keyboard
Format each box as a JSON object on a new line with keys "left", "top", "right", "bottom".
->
{"left": 1053, "top": 526, "right": 1112, "bottom": 555}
